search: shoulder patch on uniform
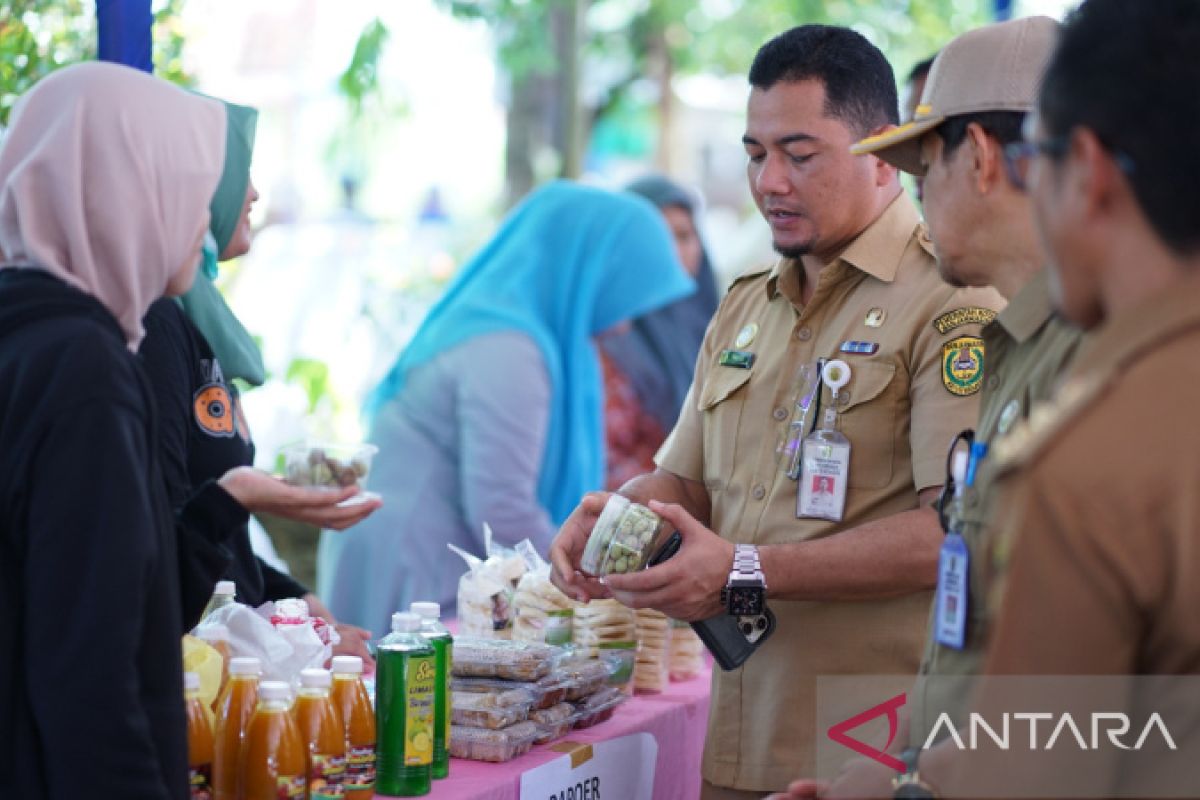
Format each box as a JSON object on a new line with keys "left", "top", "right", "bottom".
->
{"left": 991, "top": 374, "right": 1107, "bottom": 473}
{"left": 933, "top": 306, "right": 997, "bottom": 334}
{"left": 942, "top": 335, "right": 984, "bottom": 396}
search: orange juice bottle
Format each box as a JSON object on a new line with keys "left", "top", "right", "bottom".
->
{"left": 196, "top": 624, "right": 233, "bottom": 711}
{"left": 241, "top": 680, "right": 306, "bottom": 800}
{"left": 213, "top": 656, "right": 261, "bottom": 800}
{"left": 331, "top": 656, "right": 376, "bottom": 800}
{"left": 185, "top": 671, "right": 215, "bottom": 800}
{"left": 293, "top": 668, "right": 346, "bottom": 799}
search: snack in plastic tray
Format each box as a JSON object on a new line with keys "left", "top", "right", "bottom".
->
{"left": 579, "top": 495, "right": 671, "bottom": 576}
{"left": 447, "top": 679, "right": 537, "bottom": 708}
{"left": 530, "top": 702, "right": 577, "bottom": 745}
{"left": 451, "top": 691, "right": 533, "bottom": 730}
{"left": 451, "top": 674, "right": 568, "bottom": 711}
{"left": 572, "top": 687, "right": 627, "bottom": 730}
{"left": 668, "top": 619, "right": 706, "bottom": 681}
{"left": 449, "top": 720, "right": 539, "bottom": 763}
{"left": 280, "top": 442, "right": 376, "bottom": 489}
{"left": 451, "top": 637, "right": 557, "bottom": 681}
{"left": 560, "top": 659, "right": 610, "bottom": 702}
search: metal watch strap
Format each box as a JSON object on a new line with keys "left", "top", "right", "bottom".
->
{"left": 729, "top": 544, "right": 765, "bottom": 586}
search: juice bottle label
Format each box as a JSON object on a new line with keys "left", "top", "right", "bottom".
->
{"left": 344, "top": 745, "right": 375, "bottom": 790}
{"left": 405, "top": 655, "right": 437, "bottom": 766}
{"left": 309, "top": 753, "right": 346, "bottom": 799}
{"left": 189, "top": 764, "right": 212, "bottom": 800}
{"left": 276, "top": 774, "right": 305, "bottom": 799}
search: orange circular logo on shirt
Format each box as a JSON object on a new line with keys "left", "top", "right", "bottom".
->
{"left": 193, "top": 384, "right": 235, "bottom": 437}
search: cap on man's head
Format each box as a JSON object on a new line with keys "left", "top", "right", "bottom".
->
{"left": 851, "top": 15, "right": 1059, "bottom": 175}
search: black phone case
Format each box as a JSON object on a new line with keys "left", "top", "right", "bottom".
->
{"left": 645, "top": 531, "right": 776, "bottom": 671}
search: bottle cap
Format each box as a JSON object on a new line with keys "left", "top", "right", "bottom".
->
{"left": 392, "top": 611, "right": 421, "bottom": 633}
{"left": 196, "top": 624, "right": 230, "bottom": 642}
{"left": 331, "top": 655, "right": 364, "bottom": 675}
{"left": 410, "top": 602, "right": 441, "bottom": 620}
{"left": 258, "top": 681, "right": 290, "bottom": 703}
{"left": 213, "top": 580, "right": 236, "bottom": 597}
{"left": 184, "top": 671, "right": 200, "bottom": 691}
{"left": 300, "top": 668, "right": 332, "bottom": 689}
{"left": 229, "top": 657, "right": 262, "bottom": 676}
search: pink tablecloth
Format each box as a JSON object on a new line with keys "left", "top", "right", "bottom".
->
{"left": 411, "top": 665, "right": 712, "bottom": 800}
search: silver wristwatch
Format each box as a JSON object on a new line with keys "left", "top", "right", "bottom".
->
{"left": 721, "top": 544, "right": 767, "bottom": 618}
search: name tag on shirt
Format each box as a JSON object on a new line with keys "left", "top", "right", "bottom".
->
{"left": 719, "top": 349, "right": 756, "bottom": 369}
{"left": 934, "top": 533, "right": 969, "bottom": 649}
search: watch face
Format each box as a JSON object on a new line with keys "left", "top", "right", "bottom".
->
{"left": 728, "top": 587, "right": 765, "bottom": 616}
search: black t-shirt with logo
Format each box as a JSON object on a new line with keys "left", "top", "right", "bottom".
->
{"left": 141, "top": 298, "right": 307, "bottom": 607}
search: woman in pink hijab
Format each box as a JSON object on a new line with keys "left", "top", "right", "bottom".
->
{"left": 0, "top": 63, "right": 362, "bottom": 800}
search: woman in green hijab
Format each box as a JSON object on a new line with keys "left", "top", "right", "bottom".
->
{"left": 139, "top": 98, "right": 380, "bottom": 661}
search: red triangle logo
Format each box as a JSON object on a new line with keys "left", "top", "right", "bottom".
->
{"left": 826, "top": 692, "right": 908, "bottom": 772}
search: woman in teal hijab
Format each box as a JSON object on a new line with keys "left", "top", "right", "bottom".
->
{"left": 139, "top": 98, "right": 380, "bottom": 659}
{"left": 320, "top": 181, "right": 695, "bottom": 634}
{"left": 178, "top": 99, "right": 265, "bottom": 386}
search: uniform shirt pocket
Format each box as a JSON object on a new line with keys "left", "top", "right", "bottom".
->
{"left": 699, "top": 365, "right": 754, "bottom": 491}
{"left": 831, "top": 359, "right": 898, "bottom": 489}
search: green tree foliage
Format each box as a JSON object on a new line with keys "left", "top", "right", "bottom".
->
{"left": 437, "top": 0, "right": 989, "bottom": 188}
{"left": 0, "top": 0, "right": 193, "bottom": 127}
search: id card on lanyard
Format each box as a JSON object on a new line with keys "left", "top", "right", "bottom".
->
{"left": 797, "top": 360, "right": 852, "bottom": 522}
{"left": 934, "top": 533, "right": 969, "bottom": 649}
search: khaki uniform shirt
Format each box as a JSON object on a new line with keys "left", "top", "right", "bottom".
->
{"left": 986, "top": 275, "right": 1200, "bottom": 675}
{"left": 656, "top": 193, "right": 1003, "bottom": 791}
{"left": 940, "top": 277, "right": 1200, "bottom": 799}
{"left": 908, "top": 271, "right": 1083, "bottom": 747}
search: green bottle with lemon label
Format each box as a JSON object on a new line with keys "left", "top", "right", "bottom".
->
{"left": 376, "top": 612, "right": 435, "bottom": 797}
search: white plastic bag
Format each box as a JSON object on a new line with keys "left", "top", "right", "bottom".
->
{"left": 199, "top": 600, "right": 336, "bottom": 685}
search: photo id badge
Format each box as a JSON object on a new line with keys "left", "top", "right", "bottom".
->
{"left": 934, "top": 533, "right": 969, "bottom": 649}
{"left": 796, "top": 438, "right": 850, "bottom": 521}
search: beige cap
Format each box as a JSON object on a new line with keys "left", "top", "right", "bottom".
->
{"left": 852, "top": 15, "right": 1059, "bottom": 175}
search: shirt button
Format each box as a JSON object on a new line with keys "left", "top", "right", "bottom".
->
{"left": 987, "top": 375, "right": 1000, "bottom": 391}
{"left": 773, "top": 407, "right": 788, "bottom": 421}
{"left": 796, "top": 327, "right": 812, "bottom": 341}
{"left": 752, "top": 484, "right": 766, "bottom": 500}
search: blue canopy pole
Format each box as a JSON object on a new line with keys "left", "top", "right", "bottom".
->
{"left": 995, "top": 0, "right": 1015, "bottom": 21}
{"left": 96, "top": 0, "right": 154, "bottom": 72}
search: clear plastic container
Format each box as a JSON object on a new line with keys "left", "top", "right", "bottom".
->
{"left": 530, "top": 703, "right": 578, "bottom": 745}
{"left": 561, "top": 659, "right": 611, "bottom": 701}
{"left": 580, "top": 495, "right": 670, "bottom": 577}
{"left": 280, "top": 442, "right": 378, "bottom": 490}
{"left": 451, "top": 675, "right": 566, "bottom": 711}
{"left": 450, "top": 692, "right": 533, "bottom": 730}
{"left": 572, "top": 687, "right": 627, "bottom": 730}
{"left": 450, "top": 637, "right": 557, "bottom": 681}
{"left": 448, "top": 721, "right": 539, "bottom": 763}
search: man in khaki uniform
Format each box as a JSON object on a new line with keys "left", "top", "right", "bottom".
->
{"left": 771, "top": 17, "right": 1084, "bottom": 799}
{"left": 815, "top": 1, "right": 1200, "bottom": 796}
{"left": 549, "top": 25, "right": 1000, "bottom": 797}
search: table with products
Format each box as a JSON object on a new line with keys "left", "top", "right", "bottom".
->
{"left": 417, "top": 662, "right": 712, "bottom": 800}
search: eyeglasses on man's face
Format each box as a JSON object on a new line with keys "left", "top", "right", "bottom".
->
{"left": 1002, "top": 118, "right": 1136, "bottom": 192}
